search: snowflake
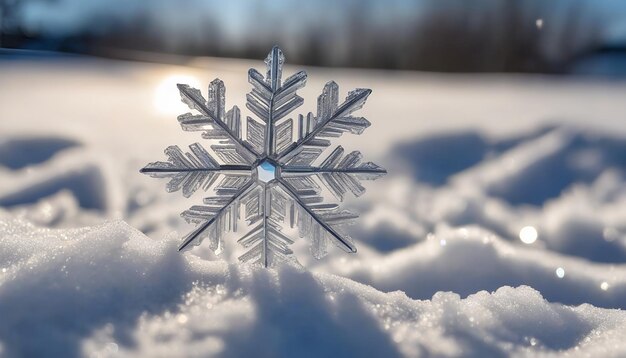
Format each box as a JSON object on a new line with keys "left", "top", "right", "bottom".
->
{"left": 141, "top": 47, "right": 386, "bottom": 267}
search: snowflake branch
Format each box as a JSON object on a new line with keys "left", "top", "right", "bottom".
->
{"left": 281, "top": 146, "right": 386, "bottom": 200}
{"left": 247, "top": 46, "right": 307, "bottom": 158}
{"left": 281, "top": 167, "right": 387, "bottom": 174}
{"left": 140, "top": 164, "right": 251, "bottom": 174}
{"left": 277, "top": 87, "right": 371, "bottom": 162}
{"left": 263, "top": 48, "right": 280, "bottom": 157}
{"left": 178, "top": 179, "right": 256, "bottom": 251}
{"left": 261, "top": 183, "right": 271, "bottom": 267}
{"left": 276, "top": 178, "right": 357, "bottom": 253}
{"left": 178, "top": 84, "right": 258, "bottom": 160}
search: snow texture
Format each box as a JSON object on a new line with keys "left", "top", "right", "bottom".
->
{"left": 2, "top": 216, "right": 626, "bottom": 358}
{"left": 2, "top": 53, "right": 626, "bottom": 357}
{"left": 141, "top": 47, "right": 385, "bottom": 267}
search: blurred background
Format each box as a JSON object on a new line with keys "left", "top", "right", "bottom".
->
{"left": 2, "top": 0, "right": 626, "bottom": 75}
{"left": 2, "top": 0, "right": 626, "bottom": 271}
{"left": 2, "top": 0, "right": 626, "bottom": 268}
{"left": 3, "top": 1, "right": 626, "bottom": 356}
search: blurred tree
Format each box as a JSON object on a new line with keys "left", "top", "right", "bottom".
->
{"left": 0, "top": 0, "right": 610, "bottom": 74}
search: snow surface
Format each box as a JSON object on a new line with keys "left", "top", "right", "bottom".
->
{"left": 1, "top": 53, "right": 626, "bottom": 357}
{"left": 2, "top": 216, "right": 626, "bottom": 357}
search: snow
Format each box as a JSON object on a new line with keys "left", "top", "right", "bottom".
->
{"left": 2, "top": 216, "right": 626, "bottom": 357}
{"left": 2, "top": 52, "right": 626, "bottom": 356}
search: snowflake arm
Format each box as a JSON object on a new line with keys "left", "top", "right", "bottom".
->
{"left": 236, "top": 183, "right": 295, "bottom": 267}
{"left": 277, "top": 81, "right": 371, "bottom": 165}
{"left": 281, "top": 146, "right": 387, "bottom": 201}
{"left": 247, "top": 46, "right": 307, "bottom": 157}
{"left": 178, "top": 179, "right": 256, "bottom": 252}
{"left": 178, "top": 79, "right": 259, "bottom": 162}
{"left": 140, "top": 143, "right": 252, "bottom": 197}
{"left": 276, "top": 177, "right": 357, "bottom": 254}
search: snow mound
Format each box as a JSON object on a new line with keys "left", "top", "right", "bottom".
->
{"left": 368, "top": 126, "right": 626, "bottom": 264}
{"left": 0, "top": 140, "right": 123, "bottom": 216}
{"left": 1, "top": 215, "right": 626, "bottom": 357}
{"left": 0, "top": 215, "right": 190, "bottom": 357}
{"left": 0, "top": 136, "right": 78, "bottom": 170}
{"left": 330, "top": 226, "right": 626, "bottom": 310}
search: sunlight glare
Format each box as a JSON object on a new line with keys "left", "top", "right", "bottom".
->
{"left": 154, "top": 74, "right": 202, "bottom": 115}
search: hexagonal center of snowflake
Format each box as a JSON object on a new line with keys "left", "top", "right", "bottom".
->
{"left": 255, "top": 159, "right": 277, "bottom": 183}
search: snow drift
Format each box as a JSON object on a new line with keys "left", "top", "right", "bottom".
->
{"left": 2, "top": 216, "right": 626, "bottom": 357}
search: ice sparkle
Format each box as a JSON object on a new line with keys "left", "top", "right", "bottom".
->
{"left": 255, "top": 160, "right": 277, "bottom": 183}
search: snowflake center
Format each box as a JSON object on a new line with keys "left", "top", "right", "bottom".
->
{"left": 255, "top": 159, "right": 277, "bottom": 183}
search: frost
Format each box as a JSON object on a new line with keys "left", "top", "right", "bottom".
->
{"left": 141, "top": 47, "right": 386, "bottom": 267}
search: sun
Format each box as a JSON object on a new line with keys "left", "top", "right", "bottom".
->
{"left": 154, "top": 74, "right": 202, "bottom": 115}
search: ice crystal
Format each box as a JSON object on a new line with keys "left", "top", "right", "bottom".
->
{"left": 141, "top": 46, "right": 386, "bottom": 267}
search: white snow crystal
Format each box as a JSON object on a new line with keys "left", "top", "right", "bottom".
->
{"left": 141, "top": 47, "right": 386, "bottom": 267}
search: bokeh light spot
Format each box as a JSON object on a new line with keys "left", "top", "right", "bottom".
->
{"left": 519, "top": 226, "right": 538, "bottom": 244}
{"left": 556, "top": 267, "right": 565, "bottom": 278}
{"left": 535, "top": 18, "right": 544, "bottom": 29}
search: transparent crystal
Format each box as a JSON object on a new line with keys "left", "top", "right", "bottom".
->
{"left": 255, "top": 160, "right": 276, "bottom": 183}
{"left": 141, "top": 46, "right": 386, "bottom": 267}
